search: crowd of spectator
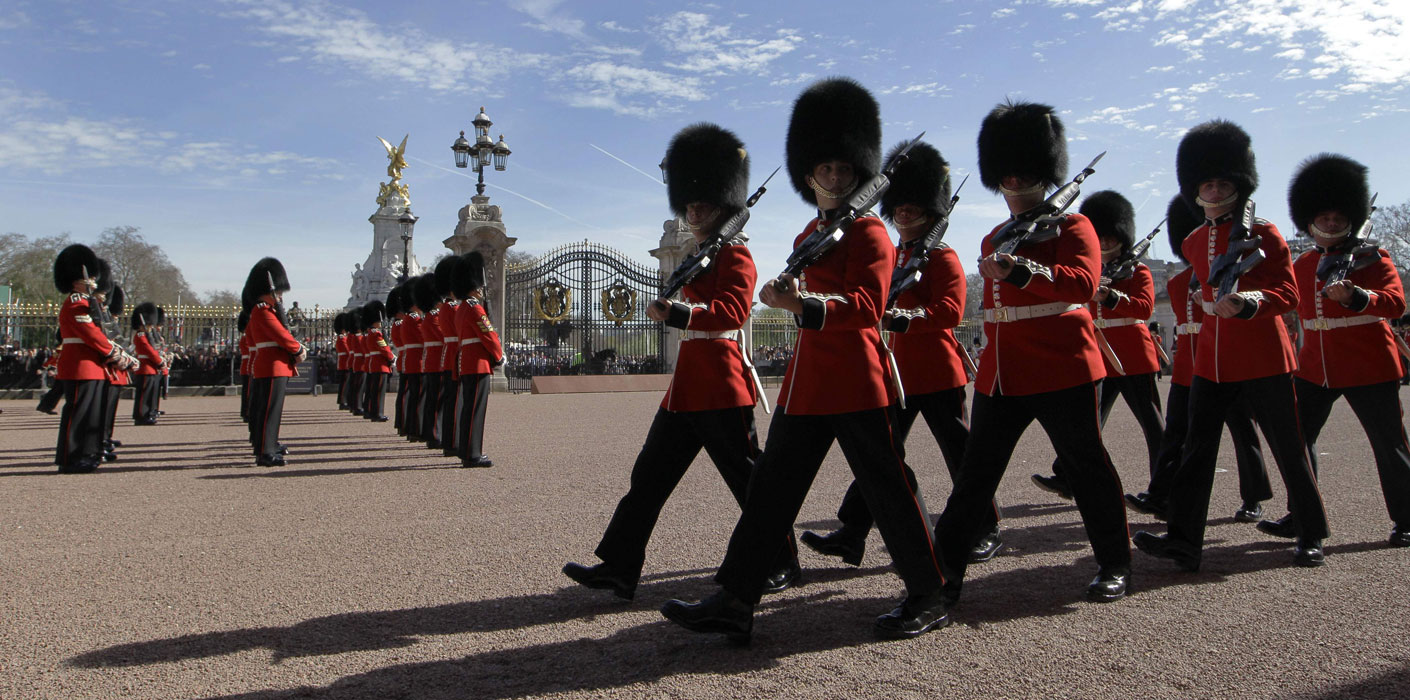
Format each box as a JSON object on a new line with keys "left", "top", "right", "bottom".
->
{"left": 753, "top": 344, "right": 793, "bottom": 376}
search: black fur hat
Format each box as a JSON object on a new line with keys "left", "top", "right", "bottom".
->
{"left": 1288, "top": 153, "right": 1370, "bottom": 235}
{"left": 53, "top": 244, "right": 101, "bottom": 294}
{"left": 664, "top": 123, "right": 750, "bottom": 218}
{"left": 242, "top": 257, "right": 291, "bottom": 304}
{"left": 1176, "top": 119, "right": 1257, "bottom": 208}
{"left": 879, "top": 140, "right": 951, "bottom": 224}
{"left": 413, "top": 274, "right": 439, "bottom": 313}
{"left": 385, "top": 285, "right": 404, "bottom": 318}
{"left": 94, "top": 259, "right": 114, "bottom": 296}
{"left": 785, "top": 77, "right": 882, "bottom": 206}
{"left": 1166, "top": 194, "right": 1203, "bottom": 264}
{"left": 131, "top": 301, "right": 158, "bottom": 331}
{"left": 433, "top": 256, "right": 458, "bottom": 298}
{"left": 1079, "top": 190, "right": 1136, "bottom": 253}
{"left": 977, "top": 100, "right": 1068, "bottom": 193}
{"left": 237, "top": 308, "right": 250, "bottom": 333}
{"left": 360, "top": 300, "right": 386, "bottom": 327}
{"left": 155, "top": 306, "right": 166, "bottom": 326}
{"left": 331, "top": 312, "right": 344, "bottom": 334}
{"left": 107, "top": 284, "right": 125, "bottom": 316}
{"left": 452, "top": 252, "right": 486, "bottom": 298}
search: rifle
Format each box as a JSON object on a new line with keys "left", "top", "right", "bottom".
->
{"left": 983, "top": 152, "right": 1106, "bottom": 266}
{"left": 772, "top": 132, "right": 926, "bottom": 291}
{"left": 1102, "top": 216, "right": 1166, "bottom": 284}
{"left": 1316, "top": 192, "right": 1380, "bottom": 293}
{"left": 886, "top": 174, "right": 968, "bottom": 309}
{"left": 659, "top": 166, "right": 781, "bottom": 301}
{"left": 1207, "top": 198, "right": 1264, "bottom": 300}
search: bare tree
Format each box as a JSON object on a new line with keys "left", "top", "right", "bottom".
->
{"left": 0, "top": 232, "right": 73, "bottom": 303}
{"left": 202, "top": 289, "right": 241, "bottom": 307}
{"left": 963, "top": 272, "right": 985, "bottom": 320}
{"left": 92, "top": 226, "right": 196, "bottom": 305}
{"left": 1373, "top": 201, "right": 1410, "bottom": 282}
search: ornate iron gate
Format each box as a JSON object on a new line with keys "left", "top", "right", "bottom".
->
{"left": 502, "top": 240, "right": 665, "bottom": 393}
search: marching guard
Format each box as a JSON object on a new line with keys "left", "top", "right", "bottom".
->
{"left": 398, "top": 280, "right": 426, "bottom": 441}
{"left": 131, "top": 301, "right": 165, "bottom": 425}
{"left": 361, "top": 300, "right": 394, "bottom": 422}
{"left": 453, "top": 252, "right": 503, "bottom": 467}
{"left": 244, "top": 257, "right": 307, "bottom": 467}
{"left": 432, "top": 257, "right": 462, "bottom": 455}
{"left": 413, "top": 274, "right": 445, "bottom": 447}
{"left": 334, "top": 312, "right": 352, "bottom": 410}
{"left": 99, "top": 279, "right": 129, "bottom": 461}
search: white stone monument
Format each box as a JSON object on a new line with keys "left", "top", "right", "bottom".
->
{"left": 347, "top": 136, "right": 424, "bottom": 307}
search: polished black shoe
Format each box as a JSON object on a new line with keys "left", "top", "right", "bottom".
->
{"left": 660, "top": 590, "right": 753, "bottom": 644}
{"left": 256, "top": 455, "right": 287, "bottom": 467}
{"left": 1257, "top": 514, "right": 1297, "bottom": 539}
{"left": 1032, "top": 473, "right": 1073, "bottom": 501}
{"left": 108, "top": 439, "right": 123, "bottom": 448}
{"left": 968, "top": 529, "right": 1005, "bottom": 563}
{"left": 800, "top": 529, "right": 865, "bottom": 566}
{"left": 1124, "top": 492, "right": 1167, "bottom": 519}
{"left": 103, "top": 451, "right": 118, "bottom": 462}
{"left": 1234, "top": 501, "right": 1264, "bottom": 523}
{"left": 37, "top": 407, "right": 58, "bottom": 415}
{"left": 761, "top": 560, "right": 802, "bottom": 595}
{"left": 1087, "top": 567, "right": 1130, "bottom": 602}
{"left": 350, "top": 410, "right": 364, "bottom": 416}
{"left": 463, "top": 456, "right": 494, "bottom": 469}
{"left": 1294, "top": 539, "right": 1326, "bottom": 567}
{"left": 370, "top": 415, "right": 389, "bottom": 422}
{"left": 425, "top": 439, "right": 442, "bottom": 450}
{"left": 1390, "top": 526, "right": 1410, "bottom": 548}
{"left": 561, "top": 561, "right": 636, "bottom": 600}
{"left": 1132, "top": 531, "right": 1200, "bottom": 572}
{"left": 278, "top": 444, "right": 291, "bottom": 456}
{"left": 874, "top": 591, "right": 950, "bottom": 639}
{"left": 61, "top": 457, "right": 101, "bottom": 474}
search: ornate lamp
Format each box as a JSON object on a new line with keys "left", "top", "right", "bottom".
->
{"left": 397, "top": 207, "right": 418, "bottom": 282}
{"left": 452, "top": 105, "right": 509, "bottom": 195}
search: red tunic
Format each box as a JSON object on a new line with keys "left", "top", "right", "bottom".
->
{"left": 1294, "top": 247, "right": 1405, "bottom": 387}
{"left": 391, "top": 319, "right": 404, "bottom": 373}
{"left": 662, "top": 243, "right": 758, "bottom": 411}
{"left": 889, "top": 243, "right": 968, "bottom": 395}
{"left": 366, "top": 328, "right": 394, "bottom": 373}
{"left": 777, "top": 216, "right": 895, "bottom": 415}
{"left": 976, "top": 214, "right": 1105, "bottom": 397}
{"left": 1167, "top": 267, "right": 1202, "bottom": 387}
{"left": 402, "top": 313, "right": 425, "bottom": 374}
{"left": 248, "top": 302, "right": 302, "bottom": 378}
{"left": 437, "top": 300, "right": 461, "bottom": 378}
{"left": 239, "top": 332, "right": 253, "bottom": 377}
{"left": 352, "top": 332, "right": 367, "bottom": 372}
{"left": 1182, "top": 217, "right": 1299, "bottom": 383}
{"left": 456, "top": 300, "right": 504, "bottom": 375}
{"left": 132, "top": 333, "right": 162, "bottom": 376}
{"left": 335, "top": 334, "right": 350, "bottom": 371}
{"left": 1093, "top": 263, "right": 1160, "bottom": 376}
{"left": 422, "top": 305, "right": 447, "bottom": 374}
{"left": 57, "top": 294, "right": 114, "bottom": 381}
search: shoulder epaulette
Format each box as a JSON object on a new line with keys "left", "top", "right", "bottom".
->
{"left": 69, "top": 293, "right": 86, "bottom": 303}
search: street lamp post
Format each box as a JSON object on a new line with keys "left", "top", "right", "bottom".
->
{"left": 397, "top": 207, "right": 418, "bottom": 282}
{"left": 451, "top": 106, "right": 511, "bottom": 195}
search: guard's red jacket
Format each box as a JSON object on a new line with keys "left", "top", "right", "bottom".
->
{"left": 402, "top": 313, "right": 424, "bottom": 374}
{"left": 661, "top": 242, "right": 758, "bottom": 411}
{"left": 976, "top": 214, "right": 1105, "bottom": 396}
{"left": 239, "top": 332, "right": 253, "bottom": 377}
{"left": 456, "top": 299, "right": 504, "bottom": 376}
{"left": 1182, "top": 216, "right": 1299, "bottom": 383}
{"left": 777, "top": 215, "right": 895, "bottom": 415}
{"left": 335, "top": 333, "right": 350, "bottom": 371}
{"left": 57, "top": 293, "right": 115, "bottom": 381}
{"left": 437, "top": 300, "right": 461, "bottom": 378}
{"left": 1294, "top": 246, "right": 1405, "bottom": 387}
{"left": 422, "top": 304, "right": 447, "bottom": 374}
{"left": 248, "top": 301, "right": 302, "bottom": 378}
{"left": 133, "top": 332, "right": 163, "bottom": 376}
{"left": 1093, "top": 263, "right": 1160, "bottom": 376}
{"left": 1167, "top": 267, "right": 1202, "bottom": 387}
{"left": 352, "top": 332, "right": 366, "bottom": 373}
{"left": 366, "top": 327, "right": 394, "bottom": 373}
{"left": 888, "top": 242, "right": 968, "bottom": 395}
{"left": 391, "top": 318, "right": 404, "bottom": 373}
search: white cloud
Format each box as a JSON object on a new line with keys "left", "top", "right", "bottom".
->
{"left": 879, "top": 82, "right": 951, "bottom": 97}
{"left": 655, "top": 12, "right": 803, "bottom": 75}
{"left": 993, "top": 8, "right": 1017, "bottom": 18}
{"left": 599, "top": 20, "right": 636, "bottom": 33}
{"left": 0, "top": 9, "right": 28, "bottom": 30}
{"left": 192, "top": 63, "right": 211, "bottom": 71}
{"left": 560, "top": 61, "right": 706, "bottom": 117}
{"left": 508, "top": 0, "right": 587, "bottom": 39}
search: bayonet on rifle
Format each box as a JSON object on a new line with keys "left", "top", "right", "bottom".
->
{"left": 659, "top": 166, "right": 780, "bottom": 302}
{"left": 887, "top": 174, "right": 967, "bottom": 310}
{"left": 987, "top": 151, "right": 1106, "bottom": 265}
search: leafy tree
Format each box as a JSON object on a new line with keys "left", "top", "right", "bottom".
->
{"left": 963, "top": 272, "right": 985, "bottom": 320}
{"left": 92, "top": 226, "right": 197, "bottom": 306}
{"left": 1372, "top": 201, "right": 1410, "bottom": 289}
{"left": 0, "top": 232, "right": 73, "bottom": 304}
{"left": 202, "top": 289, "right": 241, "bottom": 307}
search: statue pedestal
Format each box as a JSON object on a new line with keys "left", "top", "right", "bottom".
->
{"left": 445, "top": 194, "right": 517, "bottom": 392}
{"left": 649, "top": 217, "right": 697, "bottom": 374}
{"left": 348, "top": 192, "right": 422, "bottom": 307}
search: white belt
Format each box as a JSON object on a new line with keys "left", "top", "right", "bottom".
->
{"left": 1093, "top": 317, "right": 1141, "bottom": 329}
{"left": 423, "top": 341, "right": 442, "bottom": 347}
{"left": 137, "top": 354, "right": 152, "bottom": 359}
{"left": 443, "top": 336, "right": 460, "bottom": 342}
{"left": 683, "top": 329, "right": 741, "bottom": 341}
{"left": 984, "top": 302, "right": 1083, "bottom": 323}
{"left": 1303, "top": 315, "right": 1383, "bottom": 331}
{"left": 254, "top": 342, "right": 279, "bottom": 349}
{"left": 462, "top": 338, "right": 481, "bottom": 345}
{"left": 62, "top": 338, "right": 85, "bottom": 344}
{"left": 402, "top": 343, "right": 423, "bottom": 349}
{"left": 1176, "top": 322, "right": 1202, "bottom": 335}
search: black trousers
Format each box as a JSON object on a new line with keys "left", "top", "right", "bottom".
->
{"left": 394, "top": 373, "right": 407, "bottom": 431}
{"left": 1294, "top": 378, "right": 1410, "bottom": 527}
{"left": 160, "top": 374, "right": 168, "bottom": 399}
{"left": 37, "top": 380, "right": 64, "bottom": 413}
{"left": 336, "top": 369, "right": 350, "bottom": 409}
{"left": 420, "top": 372, "right": 441, "bottom": 444}
{"left": 1167, "top": 374, "right": 1330, "bottom": 549}
{"left": 596, "top": 406, "right": 795, "bottom": 580}
{"left": 56, "top": 379, "right": 105, "bottom": 468}
{"left": 1144, "top": 383, "right": 1271, "bottom": 504}
{"left": 348, "top": 371, "right": 365, "bottom": 414}
{"left": 133, "top": 374, "right": 161, "bottom": 423}
{"left": 439, "top": 372, "right": 459, "bottom": 456}
{"left": 715, "top": 407, "right": 944, "bottom": 606}
{"left": 363, "top": 373, "right": 387, "bottom": 419}
{"left": 240, "top": 374, "right": 250, "bottom": 422}
{"left": 247, "top": 376, "right": 268, "bottom": 447}
{"left": 103, "top": 382, "right": 120, "bottom": 444}
{"left": 936, "top": 382, "right": 1131, "bottom": 598}
{"left": 402, "top": 374, "right": 422, "bottom": 440}
{"left": 1054, "top": 372, "right": 1164, "bottom": 479}
{"left": 457, "top": 373, "right": 491, "bottom": 462}
{"left": 833, "top": 387, "right": 998, "bottom": 537}
{"left": 250, "top": 376, "right": 287, "bottom": 458}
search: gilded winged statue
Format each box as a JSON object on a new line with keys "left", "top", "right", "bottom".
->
{"left": 377, "top": 135, "right": 409, "bottom": 184}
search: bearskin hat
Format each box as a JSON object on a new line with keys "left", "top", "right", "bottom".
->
{"left": 978, "top": 100, "right": 1068, "bottom": 193}
{"left": 664, "top": 123, "right": 750, "bottom": 218}
{"left": 452, "top": 251, "right": 486, "bottom": 298}
{"left": 433, "top": 255, "right": 458, "bottom": 298}
{"left": 131, "top": 301, "right": 158, "bottom": 331}
{"left": 385, "top": 285, "right": 403, "bottom": 318}
{"left": 94, "top": 259, "right": 114, "bottom": 296}
{"left": 1079, "top": 190, "right": 1136, "bottom": 253}
{"left": 53, "top": 244, "right": 101, "bottom": 294}
{"left": 413, "top": 273, "right": 439, "bottom": 313}
{"left": 1176, "top": 119, "right": 1257, "bottom": 207}
{"left": 785, "top": 77, "right": 882, "bottom": 206}
{"left": 1166, "top": 194, "right": 1203, "bottom": 264}
{"left": 360, "top": 299, "right": 386, "bottom": 327}
{"left": 155, "top": 306, "right": 166, "bottom": 326}
{"left": 879, "top": 140, "right": 951, "bottom": 224}
{"left": 242, "top": 257, "right": 290, "bottom": 304}
{"left": 1288, "top": 153, "right": 1371, "bottom": 235}
{"left": 331, "top": 312, "right": 344, "bottom": 334}
{"left": 107, "top": 284, "right": 125, "bottom": 317}
{"left": 237, "top": 308, "right": 250, "bottom": 333}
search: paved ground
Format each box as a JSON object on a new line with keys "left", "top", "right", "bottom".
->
{"left": 2, "top": 385, "right": 1408, "bottom": 699}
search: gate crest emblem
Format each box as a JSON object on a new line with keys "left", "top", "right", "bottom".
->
{"left": 601, "top": 281, "right": 636, "bottom": 325}
{"left": 533, "top": 279, "right": 572, "bottom": 321}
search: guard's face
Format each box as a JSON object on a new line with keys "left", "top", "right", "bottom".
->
{"left": 1099, "top": 235, "right": 1123, "bottom": 264}
{"left": 892, "top": 203, "right": 927, "bottom": 230}
{"left": 1198, "top": 179, "right": 1237, "bottom": 204}
{"left": 811, "top": 160, "right": 855, "bottom": 195}
{"left": 1000, "top": 175, "right": 1038, "bottom": 191}
{"left": 1311, "top": 209, "right": 1352, "bottom": 246}
{"left": 685, "top": 202, "right": 718, "bottom": 227}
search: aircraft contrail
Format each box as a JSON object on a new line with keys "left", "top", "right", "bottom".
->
{"left": 589, "top": 144, "right": 665, "bottom": 186}
{"left": 409, "top": 156, "right": 605, "bottom": 231}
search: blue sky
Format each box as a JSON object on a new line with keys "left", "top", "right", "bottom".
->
{"left": 2, "top": 0, "right": 1407, "bottom": 308}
